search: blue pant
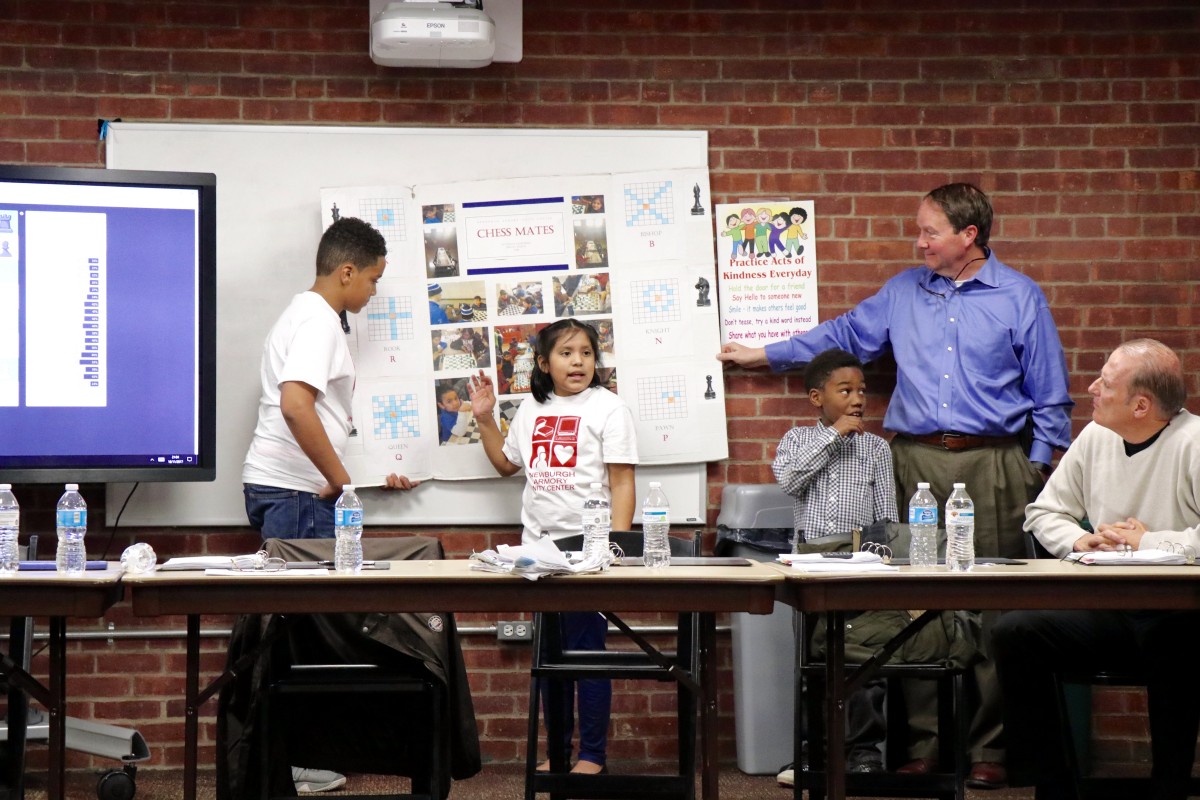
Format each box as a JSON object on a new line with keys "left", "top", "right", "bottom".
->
{"left": 243, "top": 483, "right": 335, "bottom": 540}
{"left": 541, "top": 611, "right": 610, "bottom": 767}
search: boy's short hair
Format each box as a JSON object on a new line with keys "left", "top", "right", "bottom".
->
{"left": 316, "top": 217, "right": 387, "bottom": 276}
{"left": 804, "top": 349, "right": 864, "bottom": 392}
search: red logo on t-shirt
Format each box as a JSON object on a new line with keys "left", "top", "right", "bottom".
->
{"left": 530, "top": 416, "right": 580, "bottom": 469}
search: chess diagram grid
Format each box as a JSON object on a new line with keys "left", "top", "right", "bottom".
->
{"left": 630, "top": 278, "right": 680, "bottom": 325}
{"left": 358, "top": 197, "right": 408, "bottom": 247}
{"left": 370, "top": 393, "right": 420, "bottom": 439}
{"left": 365, "top": 296, "right": 415, "bottom": 342}
{"left": 637, "top": 375, "right": 688, "bottom": 421}
{"left": 622, "top": 180, "right": 674, "bottom": 228}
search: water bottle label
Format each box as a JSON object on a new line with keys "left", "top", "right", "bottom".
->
{"left": 583, "top": 509, "right": 611, "bottom": 527}
{"left": 335, "top": 508, "right": 362, "bottom": 527}
{"left": 908, "top": 507, "right": 937, "bottom": 526}
{"left": 56, "top": 509, "right": 86, "bottom": 527}
{"left": 643, "top": 509, "right": 668, "bottom": 524}
{"left": 0, "top": 510, "right": 17, "bottom": 527}
{"left": 947, "top": 510, "right": 974, "bottom": 524}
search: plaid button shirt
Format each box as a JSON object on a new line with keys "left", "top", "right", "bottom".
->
{"left": 772, "top": 420, "right": 898, "bottom": 540}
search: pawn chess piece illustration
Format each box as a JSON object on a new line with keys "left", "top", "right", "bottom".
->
{"left": 690, "top": 183, "right": 705, "bottom": 215}
{"left": 694, "top": 276, "right": 711, "bottom": 306}
{"left": 704, "top": 374, "right": 716, "bottom": 400}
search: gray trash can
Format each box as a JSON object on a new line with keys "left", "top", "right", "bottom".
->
{"left": 715, "top": 483, "right": 796, "bottom": 775}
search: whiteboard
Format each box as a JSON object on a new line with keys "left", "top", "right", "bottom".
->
{"left": 106, "top": 123, "right": 712, "bottom": 525}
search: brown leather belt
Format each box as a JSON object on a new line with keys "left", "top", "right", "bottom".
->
{"left": 903, "top": 432, "right": 1019, "bottom": 451}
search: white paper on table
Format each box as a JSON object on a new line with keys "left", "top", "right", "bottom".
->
{"left": 1065, "top": 550, "right": 1189, "bottom": 566}
{"left": 777, "top": 551, "right": 899, "bottom": 573}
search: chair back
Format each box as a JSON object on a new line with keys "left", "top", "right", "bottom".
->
{"left": 552, "top": 530, "right": 700, "bottom": 559}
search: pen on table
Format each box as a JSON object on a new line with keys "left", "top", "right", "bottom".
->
{"left": 285, "top": 560, "right": 376, "bottom": 569}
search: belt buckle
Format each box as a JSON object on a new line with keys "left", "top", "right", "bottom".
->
{"left": 940, "top": 432, "right": 963, "bottom": 450}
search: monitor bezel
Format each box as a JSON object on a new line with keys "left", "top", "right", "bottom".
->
{"left": 0, "top": 164, "right": 217, "bottom": 484}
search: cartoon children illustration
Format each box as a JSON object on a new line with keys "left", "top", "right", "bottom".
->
{"left": 769, "top": 212, "right": 789, "bottom": 256}
{"left": 785, "top": 206, "right": 809, "bottom": 257}
{"left": 739, "top": 207, "right": 756, "bottom": 256}
{"left": 720, "top": 213, "right": 744, "bottom": 259}
{"left": 753, "top": 207, "right": 772, "bottom": 258}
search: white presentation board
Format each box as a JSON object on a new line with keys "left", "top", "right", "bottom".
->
{"left": 106, "top": 123, "right": 714, "bottom": 525}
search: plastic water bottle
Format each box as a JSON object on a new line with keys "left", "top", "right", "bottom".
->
{"left": 642, "top": 481, "right": 671, "bottom": 569}
{"left": 907, "top": 482, "right": 939, "bottom": 568}
{"left": 56, "top": 484, "right": 88, "bottom": 576}
{"left": 581, "top": 482, "right": 612, "bottom": 565}
{"left": 0, "top": 484, "right": 19, "bottom": 576}
{"left": 946, "top": 482, "right": 975, "bottom": 573}
{"left": 334, "top": 485, "right": 364, "bottom": 574}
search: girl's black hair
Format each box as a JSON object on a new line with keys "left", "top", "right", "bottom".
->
{"left": 530, "top": 318, "right": 603, "bottom": 403}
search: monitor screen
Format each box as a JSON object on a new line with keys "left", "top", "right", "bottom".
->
{"left": 0, "top": 165, "right": 216, "bottom": 483}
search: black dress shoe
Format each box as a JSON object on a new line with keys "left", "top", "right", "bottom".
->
{"left": 848, "top": 751, "right": 884, "bottom": 773}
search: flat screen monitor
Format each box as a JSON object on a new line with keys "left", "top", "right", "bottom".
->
{"left": 0, "top": 165, "right": 217, "bottom": 483}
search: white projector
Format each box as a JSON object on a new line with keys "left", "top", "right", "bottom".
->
{"left": 371, "top": 2, "right": 497, "bottom": 68}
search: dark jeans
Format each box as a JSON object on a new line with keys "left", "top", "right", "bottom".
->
{"left": 993, "top": 609, "right": 1200, "bottom": 800}
{"left": 243, "top": 483, "right": 336, "bottom": 540}
{"left": 540, "top": 611, "right": 611, "bottom": 767}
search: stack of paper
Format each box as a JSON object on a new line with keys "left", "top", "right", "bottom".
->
{"left": 1066, "top": 549, "right": 1189, "bottom": 566}
{"left": 469, "top": 536, "right": 610, "bottom": 581}
{"left": 777, "top": 552, "right": 899, "bottom": 573}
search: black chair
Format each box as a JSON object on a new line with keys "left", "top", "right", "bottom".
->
{"left": 1023, "top": 532, "right": 1200, "bottom": 799}
{"left": 797, "top": 611, "right": 969, "bottom": 800}
{"left": 524, "top": 530, "right": 701, "bottom": 800}
{"left": 260, "top": 661, "right": 442, "bottom": 800}
{"left": 216, "top": 536, "right": 480, "bottom": 800}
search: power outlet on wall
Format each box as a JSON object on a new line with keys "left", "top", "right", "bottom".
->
{"left": 496, "top": 620, "right": 534, "bottom": 642}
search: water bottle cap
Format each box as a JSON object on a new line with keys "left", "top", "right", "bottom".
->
{"left": 65, "top": 483, "right": 79, "bottom": 491}
{"left": 917, "top": 482, "right": 930, "bottom": 489}
{"left": 342, "top": 485, "right": 355, "bottom": 491}
{"left": 953, "top": 482, "right": 965, "bottom": 488}
{"left": 0, "top": 484, "right": 9, "bottom": 491}
{"left": 648, "top": 481, "right": 661, "bottom": 488}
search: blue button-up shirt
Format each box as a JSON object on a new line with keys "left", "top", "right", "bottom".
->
{"left": 763, "top": 251, "right": 1074, "bottom": 465}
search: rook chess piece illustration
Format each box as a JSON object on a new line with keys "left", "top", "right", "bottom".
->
{"left": 694, "top": 277, "right": 711, "bottom": 306}
{"left": 704, "top": 375, "right": 716, "bottom": 400}
{"left": 690, "top": 183, "right": 705, "bottom": 215}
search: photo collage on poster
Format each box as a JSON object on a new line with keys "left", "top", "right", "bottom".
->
{"left": 322, "top": 170, "right": 727, "bottom": 485}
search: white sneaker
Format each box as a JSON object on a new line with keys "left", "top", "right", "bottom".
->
{"left": 776, "top": 763, "right": 794, "bottom": 787}
{"left": 292, "top": 767, "right": 347, "bottom": 793}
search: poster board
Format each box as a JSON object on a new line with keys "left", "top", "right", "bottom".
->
{"left": 106, "top": 123, "right": 713, "bottom": 525}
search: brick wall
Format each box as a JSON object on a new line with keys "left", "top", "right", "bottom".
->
{"left": 3, "top": 0, "right": 1198, "bottom": 777}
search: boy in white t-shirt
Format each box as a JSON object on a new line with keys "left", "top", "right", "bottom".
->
{"left": 242, "top": 217, "right": 415, "bottom": 542}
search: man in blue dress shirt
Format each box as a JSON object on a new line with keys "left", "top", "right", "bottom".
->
{"left": 719, "top": 183, "right": 1074, "bottom": 788}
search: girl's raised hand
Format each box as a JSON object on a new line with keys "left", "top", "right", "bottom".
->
{"left": 468, "top": 369, "right": 496, "bottom": 417}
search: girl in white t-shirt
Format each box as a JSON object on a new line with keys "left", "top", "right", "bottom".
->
{"left": 469, "top": 318, "right": 637, "bottom": 775}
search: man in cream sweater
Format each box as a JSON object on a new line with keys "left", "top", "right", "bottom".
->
{"left": 993, "top": 338, "right": 1200, "bottom": 800}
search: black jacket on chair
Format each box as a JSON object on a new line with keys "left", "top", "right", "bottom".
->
{"left": 215, "top": 536, "right": 481, "bottom": 800}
